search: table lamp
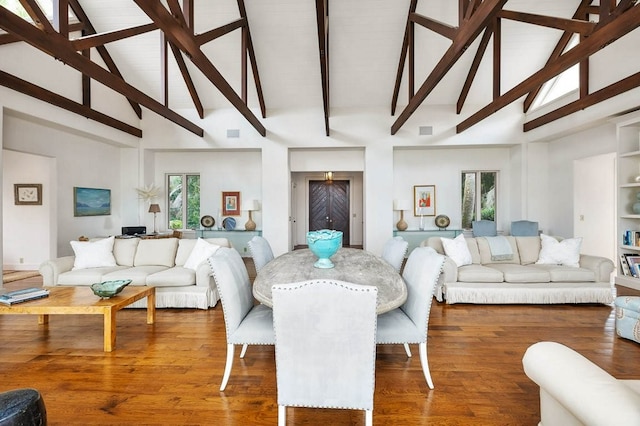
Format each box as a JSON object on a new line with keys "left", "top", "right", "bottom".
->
{"left": 148, "top": 203, "right": 161, "bottom": 234}
{"left": 393, "top": 199, "right": 411, "bottom": 231}
{"left": 245, "top": 200, "right": 260, "bottom": 231}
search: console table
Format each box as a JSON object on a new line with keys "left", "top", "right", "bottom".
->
{"left": 394, "top": 229, "right": 462, "bottom": 255}
{"left": 195, "top": 229, "right": 261, "bottom": 257}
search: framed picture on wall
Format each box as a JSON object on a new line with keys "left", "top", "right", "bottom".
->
{"left": 74, "top": 187, "right": 111, "bottom": 216}
{"left": 14, "top": 184, "right": 42, "bottom": 205}
{"left": 222, "top": 191, "right": 240, "bottom": 216}
{"left": 414, "top": 185, "right": 436, "bottom": 216}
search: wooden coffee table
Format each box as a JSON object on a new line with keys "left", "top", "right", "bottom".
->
{"left": 0, "top": 286, "right": 155, "bottom": 352}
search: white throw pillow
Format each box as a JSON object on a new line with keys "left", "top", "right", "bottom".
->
{"left": 441, "top": 234, "right": 472, "bottom": 267}
{"left": 535, "top": 234, "right": 582, "bottom": 267}
{"left": 70, "top": 236, "right": 117, "bottom": 270}
{"left": 183, "top": 238, "right": 221, "bottom": 270}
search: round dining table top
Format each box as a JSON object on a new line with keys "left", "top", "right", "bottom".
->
{"left": 252, "top": 247, "right": 407, "bottom": 314}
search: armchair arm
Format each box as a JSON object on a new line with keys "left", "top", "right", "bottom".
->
{"left": 38, "top": 256, "right": 75, "bottom": 286}
{"left": 523, "top": 341, "right": 640, "bottom": 426}
{"left": 579, "top": 254, "right": 614, "bottom": 282}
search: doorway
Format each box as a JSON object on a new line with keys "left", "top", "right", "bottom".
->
{"left": 309, "top": 180, "right": 350, "bottom": 244}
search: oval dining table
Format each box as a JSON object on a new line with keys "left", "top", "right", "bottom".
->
{"left": 252, "top": 247, "right": 407, "bottom": 314}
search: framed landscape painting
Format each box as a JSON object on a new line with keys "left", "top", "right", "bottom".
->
{"left": 74, "top": 187, "right": 111, "bottom": 217}
{"left": 414, "top": 185, "right": 436, "bottom": 216}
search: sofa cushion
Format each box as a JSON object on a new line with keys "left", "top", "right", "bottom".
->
{"left": 486, "top": 264, "right": 550, "bottom": 283}
{"left": 134, "top": 238, "right": 179, "bottom": 267}
{"left": 102, "top": 266, "right": 168, "bottom": 285}
{"left": 57, "top": 266, "right": 129, "bottom": 285}
{"left": 441, "top": 234, "right": 472, "bottom": 266}
{"left": 70, "top": 236, "right": 117, "bottom": 270}
{"left": 516, "top": 237, "right": 542, "bottom": 265}
{"left": 536, "top": 234, "right": 582, "bottom": 267}
{"left": 147, "top": 267, "right": 196, "bottom": 287}
{"left": 113, "top": 238, "right": 140, "bottom": 266}
{"left": 530, "top": 264, "right": 595, "bottom": 282}
{"left": 457, "top": 264, "right": 504, "bottom": 283}
{"left": 183, "top": 238, "right": 221, "bottom": 270}
{"left": 175, "top": 238, "right": 232, "bottom": 266}
{"left": 476, "top": 236, "right": 520, "bottom": 265}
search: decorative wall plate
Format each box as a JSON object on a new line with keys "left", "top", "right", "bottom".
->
{"left": 200, "top": 215, "right": 215, "bottom": 228}
{"left": 435, "top": 214, "right": 450, "bottom": 229}
{"left": 223, "top": 217, "right": 236, "bottom": 230}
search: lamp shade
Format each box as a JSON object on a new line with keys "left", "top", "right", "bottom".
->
{"left": 393, "top": 199, "right": 411, "bottom": 211}
{"left": 245, "top": 200, "right": 260, "bottom": 211}
{"left": 148, "top": 203, "right": 161, "bottom": 213}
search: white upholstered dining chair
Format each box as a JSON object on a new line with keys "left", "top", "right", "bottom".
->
{"left": 381, "top": 236, "right": 409, "bottom": 272}
{"left": 207, "top": 247, "right": 275, "bottom": 391}
{"left": 247, "top": 235, "right": 275, "bottom": 273}
{"left": 376, "top": 246, "right": 445, "bottom": 389}
{"left": 272, "top": 280, "right": 378, "bottom": 426}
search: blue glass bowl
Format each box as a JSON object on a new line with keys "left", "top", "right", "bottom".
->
{"left": 307, "top": 229, "right": 343, "bottom": 268}
{"left": 90, "top": 279, "right": 132, "bottom": 298}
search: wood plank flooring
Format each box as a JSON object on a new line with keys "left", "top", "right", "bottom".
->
{"left": 1, "top": 274, "right": 639, "bottom": 425}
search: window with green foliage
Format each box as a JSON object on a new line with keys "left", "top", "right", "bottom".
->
{"left": 167, "top": 174, "right": 200, "bottom": 230}
{"left": 461, "top": 171, "right": 497, "bottom": 229}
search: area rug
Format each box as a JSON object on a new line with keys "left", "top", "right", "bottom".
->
{"left": 3, "top": 270, "right": 40, "bottom": 284}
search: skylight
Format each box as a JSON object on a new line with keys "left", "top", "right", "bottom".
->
{"left": 0, "top": 0, "right": 77, "bottom": 24}
{"left": 530, "top": 35, "right": 580, "bottom": 110}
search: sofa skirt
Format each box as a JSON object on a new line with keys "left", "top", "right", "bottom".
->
{"left": 442, "top": 281, "right": 614, "bottom": 305}
{"left": 126, "top": 286, "right": 219, "bottom": 309}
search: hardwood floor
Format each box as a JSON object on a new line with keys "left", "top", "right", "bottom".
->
{"left": 1, "top": 274, "right": 638, "bottom": 425}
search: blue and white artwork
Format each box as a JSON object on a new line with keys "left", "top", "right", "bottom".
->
{"left": 74, "top": 187, "right": 111, "bottom": 217}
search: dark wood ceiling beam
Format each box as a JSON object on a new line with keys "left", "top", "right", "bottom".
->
{"left": 183, "top": 0, "right": 194, "bottom": 34}
{"left": 457, "top": 4, "right": 640, "bottom": 133}
{"left": 498, "top": 10, "right": 596, "bottom": 35}
{"left": 71, "top": 23, "right": 157, "bottom": 51}
{"left": 18, "top": 0, "right": 53, "bottom": 32}
{"left": 410, "top": 13, "right": 457, "bottom": 40}
{"left": 67, "top": 0, "right": 142, "bottom": 119}
{"left": 523, "top": 0, "right": 593, "bottom": 112}
{"left": 0, "top": 7, "right": 203, "bottom": 136}
{"left": 315, "top": 0, "right": 330, "bottom": 136}
{"left": 390, "top": 0, "right": 418, "bottom": 116}
{"left": 391, "top": 0, "right": 508, "bottom": 135}
{"left": 134, "top": 0, "right": 265, "bottom": 136}
{"left": 52, "top": 0, "right": 68, "bottom": 37}
{"left": 493, "top": 17, "right": 500, "bottom": 100}
{"left": 169, "top": 41, "right": 204, "bottom": 118}
{"left": 0, "top": 69, "right": 142, "bottom": 137}
{"left": 237, "top": 0, "right": 266, "bottom": 118}
{"left": 464, "top": 0, "right": 482, "bottom": 21}
{"left": 457, "top": 23, "right": 493, "bottom": 113}
{"left": 524, "top": 70, "right": 640, "bottom": 132}
{"left": 195, "top": 18, "right": 245, "bottom": 46}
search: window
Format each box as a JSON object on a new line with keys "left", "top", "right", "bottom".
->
{"left": 530, "top": 35, "right": 579, "bottom": 110}
{"left": 167, "top": 174, "right": 200, "bottom": 230}
{"left": 0, "top": 0, "right": 78, "bottom": 24}
{"left": 461, "top": 171, "right": 497, "bottom": 229}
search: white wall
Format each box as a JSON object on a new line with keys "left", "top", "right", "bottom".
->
{"left": 2, "top": 150, "right": 53, "bottom": 270}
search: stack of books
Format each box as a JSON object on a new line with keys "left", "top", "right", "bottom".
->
{"left": 0, "top": 287, "right": 49, "bottom": 305}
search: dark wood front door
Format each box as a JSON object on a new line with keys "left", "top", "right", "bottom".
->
{"left": 309, "top": 180, "right": 350, "bottom": 244}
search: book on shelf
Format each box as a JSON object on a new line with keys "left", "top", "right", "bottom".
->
{"left": 0, "top": 287, "right": 49, "bottom": 305}
{"left": 620, "top": 254, "right": 632, "bottom": 276}
{"left": 623, "top": 230, "right": 640, "bottom": 247}
{"left": 624, "top": 254, "right": 640, "bottom": 278}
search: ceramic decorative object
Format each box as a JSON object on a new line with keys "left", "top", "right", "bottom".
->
{"left": 633, "top": 192, "right": 640, "bottom": 214}
{"left": 307, "top": 229, "right": 343, "bottom": 269}
{"left": 223, "top": 217, "right": 236, "bottom": 230}
{"left": 200, "top": 215, "right": 215, "bottom": 229}
{"left": 90, "top": 279, "right": 132, "bottom": 298}
{"left": 435, "top": 214, "right": 451, "bottom": 230}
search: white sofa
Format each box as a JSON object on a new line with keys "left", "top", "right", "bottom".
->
{"left": 523, "top": 341, "right": 640, "bottom": 425}
{"left": 39, "top": 236, "right": 232, "bottom": 309}
{"left": 422, "top": 235, "right": 614, "bottom": 304}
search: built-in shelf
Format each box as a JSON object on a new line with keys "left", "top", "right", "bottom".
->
{"left": 393, "top": 229, "right": 462, "bottom": 256}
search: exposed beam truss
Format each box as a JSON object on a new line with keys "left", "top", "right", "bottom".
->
{"left": 391, "top": 0, "right": 640, "bottom": 135}
{"left": 1, "top": 1, "right": 268, "bottom": 137}
{"left": 315, "top": 0, "right": 330, "bottom": 136}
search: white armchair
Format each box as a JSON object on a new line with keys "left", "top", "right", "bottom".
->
{"left": 272, "top": 280, "right": 378, "bottom": 426}
{"left": 381, "top": 236, "right": 409, "bottom": 272}
{"left": 523, "top": 341, "right": 640, "bottom": 425}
